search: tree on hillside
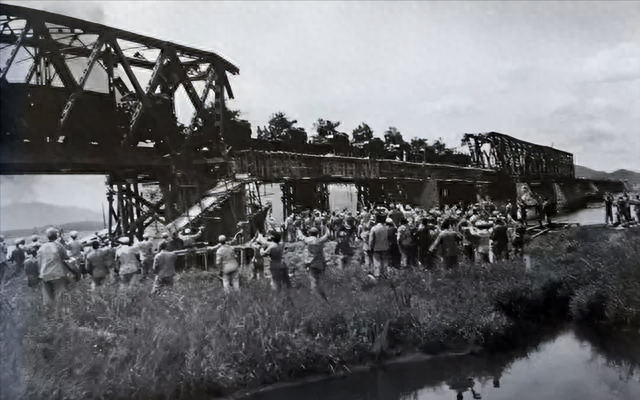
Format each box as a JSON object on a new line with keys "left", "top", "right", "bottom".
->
{"left": 312, "top": 119, "right": 341, "bottom": 142}
{"left": 351, "top": 122, "right": 374, "bottom": 145}
{"left": 222, "top": 109, "right": 252, "bottom": 151}
{"left": 311, "top": 119, "right": 349, "bottom": 153}
{"left": 409, "top": 137, "right": 429, "bottom": 162}
{"left": 430, "top": 137, "right": 449, "bottom": 156}
{"left": 384, "top": 127, "right": 410, "bottom": 160}
{"left": 409, "top": 136, "right": 471, "bottom": 165}
{"left": 257, "top": 112, "right": 307, "bottom": 144}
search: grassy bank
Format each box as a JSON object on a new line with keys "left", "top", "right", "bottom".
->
{"left": 1, "top": 226, "right": 639, "bottom": 399}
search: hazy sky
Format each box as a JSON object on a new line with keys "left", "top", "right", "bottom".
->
{"left": 1, "top": 1, "right": 639, "bottom": 212}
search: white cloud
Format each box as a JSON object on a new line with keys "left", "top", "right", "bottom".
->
{"left": 1, "top": 0, "right": 639, "bottom": 175}
{"left": 583, "top": 42, "right": 640, "bottom": 83}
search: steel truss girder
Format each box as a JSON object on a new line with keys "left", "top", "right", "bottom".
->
{"left": 59, "top": 34, "right": 106, "bottom": 127}
{"left": 0, "top": 3, "right": 239, "bottom": 74}
{"left": 0, "top": 20, "right": 29, "bottom": 81}
{"left": 188, "top": 64, "right": 216, "bottom": 132}
{"left": 128, "top": 48, "right": 170, "bottom": 135}
{"left": 462, "top": 132, "right": 574, "bottom": 179}
{"left": 1, "top": 3, "right": 238, "bottom": 146}
{"left": 31, "top": 19, "right": 78, "bottom": 90}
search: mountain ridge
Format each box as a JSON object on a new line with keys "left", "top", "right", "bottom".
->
{"left": 574, "top": 165, "right": 640, "bottom": 185}
{"left": 0, "top": 202, "right": 103, "bottom": 231}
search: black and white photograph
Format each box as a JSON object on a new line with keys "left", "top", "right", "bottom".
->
{"left": 1, "top": 1, "right": 639, "bottom": 399}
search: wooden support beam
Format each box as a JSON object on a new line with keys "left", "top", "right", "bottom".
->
{"left": 117, "top": 183, "right": 126, "bottom": 237}
{"left": 126, "top": 182, "right": 136, "bottom": 241}
{"left": 107, "top": 185, "right": 114, "bottom": 238}
{"left": 133, "top": 179, "right": 144, "bottom": 240}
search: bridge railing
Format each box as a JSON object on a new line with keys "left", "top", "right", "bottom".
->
{"left": 234, "top": 150, "right": 434, "bottom": 182}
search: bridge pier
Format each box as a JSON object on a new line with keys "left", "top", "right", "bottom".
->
{"left": 280, "top": 181, "right": 330, "bottom": 217}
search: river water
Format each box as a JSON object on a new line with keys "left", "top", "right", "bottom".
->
{"left": 241, "top": 326, "right": 640, "bottom": 400}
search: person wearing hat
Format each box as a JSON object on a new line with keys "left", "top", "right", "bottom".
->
{"left": 66, "top": 231, "right": 86, "bottom": 277}
{"left": 490, "top": 218, "right": 509, "bottom": 262}
{"left": 0, "top": 235, "right": 8, "bottom": 281}
{"left": 303, "top": 226, "right": 330, "bottom": 299}
{"left": 517, "top": 199, "right": 528, "bottom": 226}
{"left": 135, "top": 233, "right": 155, "bottom": 277}
{"left": 37, "top": 228, "right": 71, "bottom": 306}
{"left": 24, "top": 247, "right": 40, "bottom": 288}
{"left": 335, "top": 221, "right": 355, "bottom": 270}
{"left": 456, "top": 218, "right": 476, "bottom": 263}
{"left": 428, "top": 219, "right": 461, "bottom": 269}
{"left": 9, "top": 238, "right": 27, "bottom": 277}
{"left": 603, "top": 193, "right": 614, "bottom": 225}
{"left": 179, "top": 227, "right": 202, "bottom": 248}
{"left": 260, "top": 231, "right": 290, "bottom": 291}
{"left": 167, "top": 231, "right": 185, "bottom": 253}
{"left": 152, "top": 241, "right": 177, "bottom": 294}
{"left": 216, "top": 235, "right": 240, "bottom": 293}
{"left": 24, "top": 234, "right": 41, "bottom": 257}
{"left": 115, "top": 236, "right": 141, "bottom": 287}
{"left": 470, "top": 221, "right": 492, "bottom": 263}
{"left": 512, "top": 221, "right": 527, "bottom": 258}
{"left": 248, "top": 231, "right": 267, "bottom": 281}
{"left": 369, "top": 214, "right": 390, "bottom": 278}
{"left": 386, "top": 217, "right": 401, "bottom": 269}
{"left": 389, "top": 205, "right": 404, "bottom": 228}
{"left": 416, "top": 218, "right": 437, "bottom": 269}
{"left": 357, "top": 215, "right": 374, "bottom": 270}
{"left": 504, "top": 201, "right": 513, "bottom": 220}
{"left": 85, "top": 240, "right": 110, "bottom": 290}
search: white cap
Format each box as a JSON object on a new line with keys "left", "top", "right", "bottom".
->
{"left": 70, "top": 230, "right": 78, "bottom": 238}
{"left": 218, "top": 235, "right": 227, "bottom": 243}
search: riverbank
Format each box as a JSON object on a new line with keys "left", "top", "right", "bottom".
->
{"left": 1, "top": 225, "right": 638, "bottom": 399}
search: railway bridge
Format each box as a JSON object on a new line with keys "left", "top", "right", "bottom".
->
{"left": 0, "top": 4, "right": 248, "bottom": 243}
{"left": 1, "top": 4, "right": 625, "bottom": 240}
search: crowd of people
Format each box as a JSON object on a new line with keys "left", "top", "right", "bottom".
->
{"left": 255, "top": 198, "right": 531, "bottom": 293}
{"left": 3, "top": 190, "right": 637, "bottom": 307}
{"left": 604, "top": 192, "right": 640, "bottom": 225}
{"left": 0, "top": 228, "right": 188, "bottom": 308}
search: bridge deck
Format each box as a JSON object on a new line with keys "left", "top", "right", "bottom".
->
{"left": 234, "top": 150, "right": 492, "bottom": 183}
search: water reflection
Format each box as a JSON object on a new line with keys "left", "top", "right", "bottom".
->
{"left": 242, "top": 326, "right": 640, "bottom": 400}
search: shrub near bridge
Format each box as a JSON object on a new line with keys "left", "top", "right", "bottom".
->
{"left": 1, "top": 226, "right": 638, "bottom": 399}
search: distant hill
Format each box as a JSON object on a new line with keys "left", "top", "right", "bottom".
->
{"left": 575, "top": 165, "right": 640, "bottom": 185}
{"left": 0, "top": 202, "right": 103, "bottom": 232}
